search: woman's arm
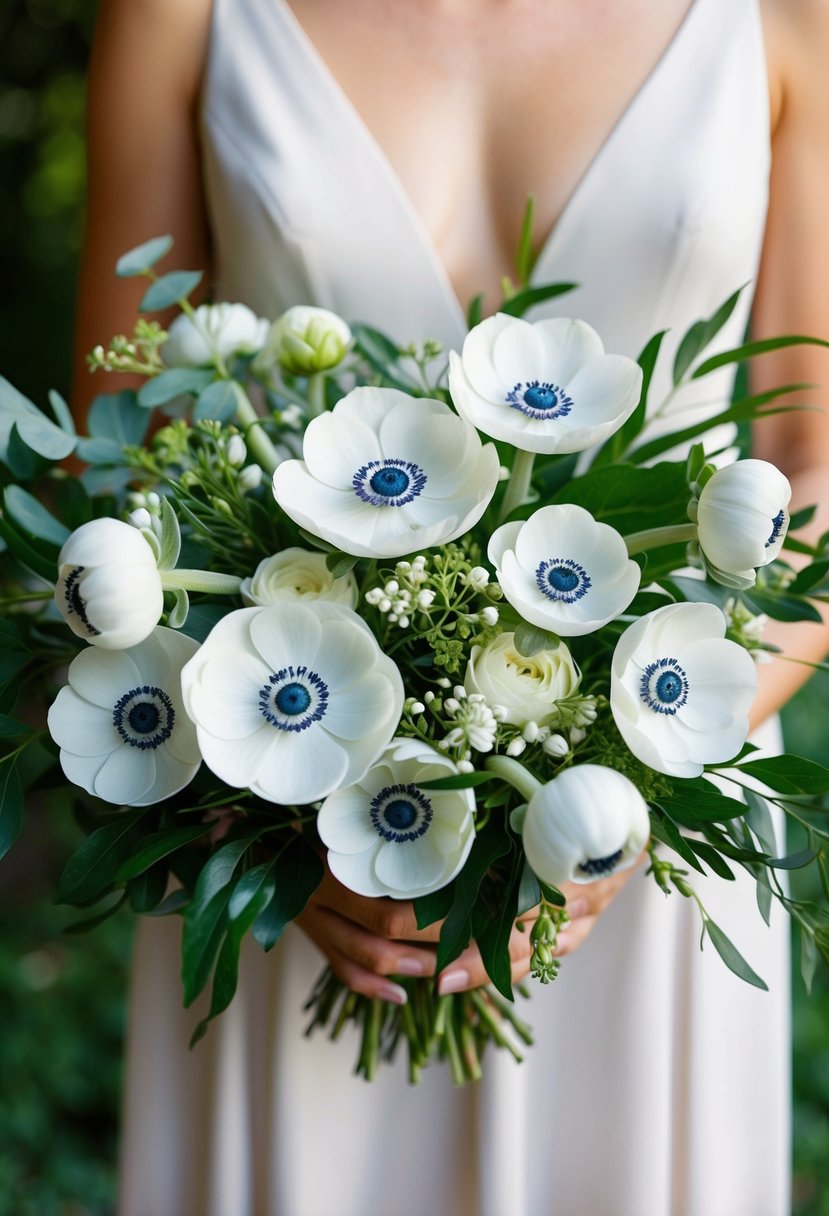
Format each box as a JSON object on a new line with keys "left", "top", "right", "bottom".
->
{"left": 749, "top": 0, "right": 829, "bottom": 727}
{"left": 72, "top": 0, "right": 213, "bottom": 423}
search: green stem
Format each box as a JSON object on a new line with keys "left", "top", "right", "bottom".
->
{"left": 161, "top": 568, "right": 242, "bottom": 595}
{"left": 624, "top": 523, "right": 697, "bottom": 556}
{"left": 231, "top": 381, "right": 282, "bottom": 475}
{"left": 498, "top": 448, "right": 536, "bottom": 524}
{"left": 0, "top": 590, "right": 55, "bottom": 606}
{"left": 307, "top": 372, "right": 328, "bottom": 419}
{"left": 485, "top": 754, "right": 543, "bottom": 802}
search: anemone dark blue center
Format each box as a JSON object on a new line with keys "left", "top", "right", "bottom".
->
{"left": 535, "top": 557, "right": 591, "bottom": 604}
{"left": 128, "top": 702, "right": 160, "bottom": 734}
{"left": 766, "top": 509, "right": 786, "bottom": 548}
{"left": 640, "top": 657, "right": 689, "bottom": 715}
{"left": 655, "top": 671, "right": 684, "bottom": 704}
{"left": 62, "top": 565, "right": 100, "bottom": 637}
{"left": 369, "top": 782, "right": 433, "bottom": 842}
{"left": 578, "top": 849, "right": 624, "bottom": 877}
{"left": 384, "top": 798, "right": 418, "bottom": 831}
{"left": 524, "top": 384, "right": 559, "bottom": 411}
{"left": 274, "top": 682, "right": 312, "bottom": 716}
{"left": 370, "top": 466, "right": 410, "bottom": 497}
{"left": 548, "top": 565, "right": 580, "bottom": 593}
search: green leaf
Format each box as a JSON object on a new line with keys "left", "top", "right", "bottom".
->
{"left": 685, "top": 839, "right": 735, "bottom": 879}
{"left": 166, "top": 587, "right": 190, "bottom": 629}
{"left": 767, "top": 847, "right": 818, "bottom": 871}
{"left": 414, "top": 881, "right": 455, "bottom": 930}
{"left": 475, "top": 852, "right": 522, "bottom": 999}
{"left": 417, "top": 771, "right": 495, "bottom": 791}
{"left": 787, "top": 558, "right": 829, "bottom": 595}
{"left": 672, "top": 285, "right": 746, "bottom": 385}
{"left": 127, "top": 863, "right": 170, "bottom": 913}
{"left": 499, "top": 282, "right": 577, "bottom": 318}
{"left": 516, "top": 860, "right": 542, "bottom": 918}
{"left": 664, "top": 575, "right": 732, "bottom": 609}
{"left": 252, "top": 835, "right": 323, "bottom": 951}
{"left": 514, "top": 195, "right": 536, "bottom": 286}
{"left": 704, "top": 919, "right": 767, "bottom": 990}
{"left": 0, "top": 760, "right": 23, "bottom": 861}
{"left": 115, "top": 234, "right": 174, "bottom": 278}
{"left": 4, "top": 485, "right": 70, "bottom": 548}
{"left": 137, "top": 368, "right": 214, "bottom": 408}
{"left": 466, "top": 292, "right": 484, "bottom": 330}
{"left": 62, "top": 891, "right": 129, "bottom": 934}
{"left": 351, "top": 323, "right": 416, "bottom": 392}
{"left": 0, "top": 377, "right": 77, "bottom": 463}
{"left": 692, "top": 333, "right": 829, "bottom": 379}
{"left": 591, "top": 330, "right": 667, "bottom": 466}
{"left": 82, "top": 390, "right": 150, "bottom": 449}
{"left": 744, "top": 789, "right": 778, "bottom": 855}
{"left": 0, "top": 713, "right": 33, "bottom": 739}
{"left": 324, "top": 551, "right": 358, "bottom": 579}
{"left": 56, "top": 814, "right": 145, "bottom": 904}
{"left": 741, "top": 587, "right": 823, "bottom": 624}
{"left": 435, "top": 820, "right": 512, "bottom": 973}
{"left": 181, "top": 837, "right": 252, "bottom": 1006}
{"left": 552, "top": 461, "right": 690, "bottom": 536}
{"left": 48, "top": 390, "right": 76, "bottom": 436}
{"left": 800, "top": 927, "right": 819, "bottom": 995}
{"left": 146, "top": 888, "right": 191, "bottom": 918}
{"left": 114, "top": 822, "right": 213, "bottom": 882}
{"left": 157, "top": 496, "right": 182, "bottom": 570}
{"left": 0, "top": 517, "right": 57, "bottom": 581}
{"left": 194, "top": 379, "right": 239, "bottom": 423}
{"left": 513, "top": 620, "right": 559, "bottom": 658}
{"left": 736, "top": 755, "right": 829, "bottom": 795}
{"left": 649, "top": 814, "right": 706, "bottom": 873}
{"left": 139, "top": 270, "right": 203, "bottom": 312}
{"left": 657, "top": 779, "right": 748, "bottom": 827}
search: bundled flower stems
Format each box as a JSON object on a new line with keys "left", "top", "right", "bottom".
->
{"left": 3, "top": 232, "right": 829, "bottom": 1083}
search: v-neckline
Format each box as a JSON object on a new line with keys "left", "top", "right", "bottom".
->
{"left": 275, "top": 0, "right": 707, "bottom": 332}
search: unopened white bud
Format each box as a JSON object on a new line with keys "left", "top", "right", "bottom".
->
{"left": 569, "top": 726, "right": 587, "bottom": 745}
{"left": 127, "top": 508, "right": 152, "bottom": 530}
{"left": 409, "top": 701, "right": 425, "bottom": 716}
{"left": 384, "top": 580, "right": 399, "bottom": 595}
{"left": 444, "top": 697, "right": 461, "bottom": 716}
{"left": 379, "top": 597, "right": 392, "bottom": 613}
{"left": 436, "top": 677, "right": 451, "bottom": 689}
{"left": 522, "top": 721, "right": 539, "bottom": 743}
{"left": 466, "top": 566, "right": 490, "bottom": 591}
{"left": 147, "top": 492, "right": 161, "bottom": 509}
{"left": 491, "top": 705, "right": 507, "bottom": 722}
{"left": 457, "top": 760, "right": 475, "bottom": 774}
{"left": 424, "top": 691, "right": 436, "bottom": 705}
{"left": 480, "top": 606, "right": 499, "bottom": 627}
{"left": 238, "top": 464, "right": 263, "bottom": 492}
{"left": 398, "top": 615, "right": 409, "bottom": 629}
{"left": 226, "top": 434, "right": 247, "bottom": 466}
{"left": 543, "top": 733, "right": 569, "bottom": 758}
{"left": 417, "top": 589, "right": 436, "bottom": 609}
{"left": 506, "top": 738, "right": 527, "bottom": 757}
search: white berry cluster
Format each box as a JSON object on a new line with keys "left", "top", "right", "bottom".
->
{"left": 364, "top": 555, "right": 436, "bottom": 628}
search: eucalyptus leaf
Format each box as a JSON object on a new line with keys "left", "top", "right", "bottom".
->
{"left": 767, "top": 847, "right": 818, "bottom": 871}
{"left": 48, "top": 389, "right": 76, "bottom": 436}
{"left": 686, "top": 839, "right": 735, "bottom": 880}
{"left": 325, "top": 551, "right": 358, "bottom": 579}
{"left": 86, "top": 390, "right": 150, "bottom": 447}
{"left": 0, "top": 376, "right": 76, "bottom": 462}
{"left": 4, "top": 485, "right": 70, "bottom": 548}
{"left": 195, "top": 379, "right": 239, "bottom": 423}
{"left": 0, "top": 517, "right": 59, "bottom": 582}
{"left": 115, "top": 234, "right": 174, "bottom": 277}
{"left": 139, "top": 270, "right": 203, "bottom": 312}
{"left": 649, "top": 814, "right": 706, "bottom": 873}
{"left": 137, "top": 368, "right": 214, "bottom": 409}
{"left": 800, "top": 927, "right": 819, "bottom": 994}
{"left": 513, "top": 620, "right": 559, "bottom": 658}
{"left": 704, "top": 920, "right": 768, "bottom": 990}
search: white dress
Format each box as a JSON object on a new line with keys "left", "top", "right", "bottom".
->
{"left": 119, "top": 0, "right": 791, "bottom": 1212}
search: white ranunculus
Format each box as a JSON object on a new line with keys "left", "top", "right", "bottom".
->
{"left": 448, "top": 313, "right": 642, "bottom": 454}
{"left": 317, "top": 737, "right": 475, "bottom": 898}
{"left": 258, "top": 305, "right": 352, "bottom": 375}
{"left": 488, "top": 504, "right": 640, "bottom": 637}
{"left": 55, "top": 518, "right": 164, "bottom": 650}
{"left": 272, "top": 386, "right": 500, "bottom": 559}
{"left": 47, "top": 626, "right": 201, "bottom": 806}
{"left": 180, "top": 601, "right": 404, "bottom": 804}
{"left": 696, "top": 459, "right": 792, "bottom": 587}
{"left": 610, "top": 602, "right": 757, "bottom": 779}
{"left": 240, "top": 547, "right": 358, "bottom": 608}
{"left": 162, "top": 303, "right": 269, "bottom": 368}
{"left": 522, "top": 764, "right": 650, "bottom": 887}
{"left": 463, "top": 632, "right": 579, "bottom": 728}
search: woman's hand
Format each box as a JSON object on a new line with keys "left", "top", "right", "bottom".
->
{"left": 296, "top": 857, "right": 643, "bottom": 1001}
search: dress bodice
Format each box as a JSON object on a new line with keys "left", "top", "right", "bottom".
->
{"left": 200, "top": 0, "right": 770, "bottom": 443}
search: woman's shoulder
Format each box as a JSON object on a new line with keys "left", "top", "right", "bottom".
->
{"left": 91, "top": 0, "right": 214, "bottom": 104}
{"left": 762, "top": 0, "right": 829, "bottom": 129}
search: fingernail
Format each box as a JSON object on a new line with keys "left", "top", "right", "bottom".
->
{"left": 437, "top": 969, "right": 470, "bottom": 995}
{"left": 567, "top": 898, "right": 589, "bottom": 919}
{"left": 378, "top": 981, "right": 408, "bottom": 1005}
{"left": 395, "top": 957, "right": 428, "bottom": 976}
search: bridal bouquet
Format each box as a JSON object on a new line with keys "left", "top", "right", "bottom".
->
{"left": 3, "top": 230, "right": 829, "bottom": 1083}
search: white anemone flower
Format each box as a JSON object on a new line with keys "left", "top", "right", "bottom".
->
{"left": 47, "top": 626, "right": 201, "bottom": 806}
{"left": 696, "top": 459, "right": 792, "bottom": 588}
{"left": 522, "top": 764, "right": 650, "bottom": 887}
{"left": 180, "top": 601, "right": 404, "bottom": 804}
{"left": 55, "top": 518, "right": 163, "bottom": 650}
{"left": 448, "top": 313, "right": 642, "bottom": 454}
{"left": 610, "top": 602, "right": 757, "bottom": 778}
{"left": 463, "top": 632, "right": 579, "bottom": 728}
{"left": 240, "top": 547, "right": 358, "bottom": 608}
{"left": 272, "top": 386, "right": 500, "bottom": 559}
{"left": 489, "top": 504, "right": 640, "bottom": 637}
{"left": 162, "top": 302, "right": 269, "bottom": 368}
{"left": 317, "top": 737, "right": 476, "bottom": 898}
{"left": 258, "top": 305, "right": 352, "bottom": 375}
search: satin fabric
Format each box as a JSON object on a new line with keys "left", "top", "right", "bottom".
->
{"left": 120, "top": 1, "right": 790, "bottom": 1212}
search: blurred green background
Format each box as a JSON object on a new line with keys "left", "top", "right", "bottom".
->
{"left": 1, "top": 1, "right": 828, "bottom": 1212}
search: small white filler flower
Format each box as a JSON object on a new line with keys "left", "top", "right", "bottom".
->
{"left": 162, "top": 302, "right": 269, "bottom": 368}
{"left": 55, "top": 518, "right": 163, "bottom": 650}
{"left": 240, "top": 547, "right": 357, "bottom": 608}
{"left": 610, "top": 602, "right": 757, "bottom": 778}
{"left": 180, "top": 601, "right": 404, "bottom": 804}
{"left": 47, "top": 626, "right": 201, "bottom": 805}
{"left": 464, "top": 632, "right": 579, "bottom": 728}
{"left": 489, "top": 504, "right": 640, "bottom": 636}
{"left": 258, "top": 305, "right": 352, "bottom": 375}
{"left": 448, "top": 313, "right": 642, "bottom": 454}
{"left": 695, "top": 458, "right": 792, "bottom": 587}
{"left": 272, "top": 386, "right": 500, "bottom": 559}
{"left": 317, "top": 737, "right": 476, "bottom": 898}
{"left": 522, "top": 764, "right": 651, "bottom": 887}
